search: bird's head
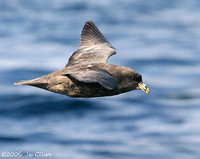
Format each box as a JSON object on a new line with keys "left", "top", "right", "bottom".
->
{"left": 118, "top": 68, "right": 150, "bottom": 94}
{"left": 132, "top": 73, "right": 150, "bottom": 94}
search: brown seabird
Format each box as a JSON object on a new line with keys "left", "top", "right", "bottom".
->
{"left": 15, "top": 20, "right": 150, "bottom": 98}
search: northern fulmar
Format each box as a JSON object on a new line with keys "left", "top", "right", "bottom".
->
{"left": 15, "top": 20, "right": 150, "bottom": 98}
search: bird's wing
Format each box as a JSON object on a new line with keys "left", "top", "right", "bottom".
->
{"left": 67, "top": 20, "right": 116, "bottom": 65}
{"left": 62, "top": 67, "right": 118, "bottom": 90}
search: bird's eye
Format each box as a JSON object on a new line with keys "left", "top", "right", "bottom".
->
{"left": 131, "top": 75, "right": 142, "bottom": 81}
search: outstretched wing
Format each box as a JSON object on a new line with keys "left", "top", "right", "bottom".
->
{"left": 62, "top": 64, "right": 118, "bottom": 90}
{"left": 67, "top": 70, "right": 118, "bottom": 90}
{"left": 67, "top": 20, "right": 116, "bottom": 65}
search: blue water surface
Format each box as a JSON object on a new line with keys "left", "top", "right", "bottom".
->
{"left": 0, "top": 0, "right": 200, "bottom": 159}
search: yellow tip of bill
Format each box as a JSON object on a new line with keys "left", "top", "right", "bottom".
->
{"left": 138, "top": 82, "right": 150, "bottom": 94}
{"left": 145, "top": 88, "right": 150, "bottom": 94}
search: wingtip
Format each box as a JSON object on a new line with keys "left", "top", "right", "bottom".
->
{"left": 88, "top": 19, "right": 93, "bottom": 23}
{"left": 81, "top": 19, "right": 108, "bottom": 45}
{"left": 84, "top": 20, "right": 94, "bottom": 27}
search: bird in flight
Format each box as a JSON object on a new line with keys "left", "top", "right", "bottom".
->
{"left": 15, "top": 20, "right": 150, "bottom": 98}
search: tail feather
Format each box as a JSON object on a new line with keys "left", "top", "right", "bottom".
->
{"left": 14, "top": 78, "right": 46, "bottom": 86}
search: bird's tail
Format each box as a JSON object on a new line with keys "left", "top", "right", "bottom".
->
{"left": 14, "top": 78, "right": 46, "bottom": 86}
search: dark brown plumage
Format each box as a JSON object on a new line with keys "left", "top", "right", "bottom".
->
{"left": 15, "top": 20, "right": 149, "bottom": 98}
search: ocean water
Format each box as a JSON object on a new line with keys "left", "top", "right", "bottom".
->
{"left": 1, "top": 0, "right": 200, "bottom": 159}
